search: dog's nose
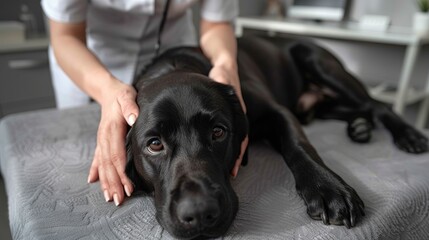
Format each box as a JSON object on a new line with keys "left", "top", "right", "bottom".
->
{"left": 176, "top": 194, "right": 220, "bottom": 228}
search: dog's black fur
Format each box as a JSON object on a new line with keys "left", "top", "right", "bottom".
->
{"left": 125, "top": 36, "right": 428, "bottom": 239}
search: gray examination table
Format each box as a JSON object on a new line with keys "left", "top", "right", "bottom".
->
{"left": 1, "top": 104, "right": 428, "bottom": 239}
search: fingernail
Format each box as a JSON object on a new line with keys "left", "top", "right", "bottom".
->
{"left": 127, "top": 114, "right": 136, "bottom": 126}
{"left": 87, "top": 176, "right": 91, "bottom": 183}
{"left": 124, "top": 185, "right": 132, "bottom": 197}
{"left": 104, "top": 190, "right": 110, "bottom": 202}
{"left": 113, "top": 193, "right": 120, "bottom": 206}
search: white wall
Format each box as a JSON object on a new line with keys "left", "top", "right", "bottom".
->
{"left": 239, "top": 0, "right": 429, "bottom": 88}
{"left": 351, "top": 0, "right": 415, "bottom": 27}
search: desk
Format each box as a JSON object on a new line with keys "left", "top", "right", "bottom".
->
{"left": 235, "top": 17, "right": 429, "bottom": 128}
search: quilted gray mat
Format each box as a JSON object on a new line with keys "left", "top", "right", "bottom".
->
{"left": 1, "top": 104, "right": 429, "bottom": 240}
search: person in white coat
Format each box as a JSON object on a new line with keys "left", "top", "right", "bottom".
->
{"left": 42, "top": 0, "right": 248, "bottom": 206}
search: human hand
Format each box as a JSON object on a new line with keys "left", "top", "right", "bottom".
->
{"left": 88, "top": 81, "right": 139, "bottom": 206}
{"left": 209, "top": 64, "right": 246, "bottom": 113}
{"left": 209, "top": 64, "right": 248, "bottom": 178}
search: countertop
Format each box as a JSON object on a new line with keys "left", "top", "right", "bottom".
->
{"left": 0, "top": 37, "right": 49, "bottom": 54}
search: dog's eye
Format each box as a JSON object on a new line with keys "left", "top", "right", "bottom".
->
{"left": 147, "top": 138, "right": 164, "bottom": 154}
{"left": 212, "top": 127, "right": 226, "bottom": 140}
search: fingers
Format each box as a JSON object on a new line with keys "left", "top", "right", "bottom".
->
{"left": 98, "top": 131, "right": 125, "bottom": 206}
{"left": 98, "top": 151, "right": 111, "bottom": 202}
{"left": 88, "top": 147, "right": 100, "bottom": 183}
{"left": 209, "top": 65, "right": 246, "bottom": 113}
{"left": 96, "top": 135, "right": 132, "bottom": 206}
{"left": 117, "top": 87, "right": 139, "bottom": 126}
{"left": 231, "top": 135, "right": 249, "bottom": 177}
{"left": 238, "top": 94, "right": 247, "bottom": 114}
{"left": 109, "top": 123, "right": 134, "bottom": 198}
{"left": 99, "top": 124, "right": 132, "bottom": 205}
{"left": 88, "top": 87, "right": 137, "bottom": 206}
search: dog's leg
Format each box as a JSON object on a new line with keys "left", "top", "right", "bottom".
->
{"left": 295, "top": 87, "right": 373, "bottom": 144}
{"left": 290, "top": 43, "right": 428, "bottom": 153}
{"left": 238, "top": 44, "right": 365, "bottom": 227}
{"left": 371, "top": 100, "right": 428, "bottom": 153}
{"left": 312, "top": 99, "right": 374, "bottom": 143}
{"left": 261, "top": 105, "right": 365, "bottom": 228}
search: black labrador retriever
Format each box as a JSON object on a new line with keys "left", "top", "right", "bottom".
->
{"left": 125, "top": 36, "right": 428, "bottom": 239}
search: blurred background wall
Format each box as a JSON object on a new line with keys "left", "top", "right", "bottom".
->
{"left": 0, "top": 0, "right": 428, "bottom": 117}
{"left": 240, "top": 0, "right": 429, "bottom": 89}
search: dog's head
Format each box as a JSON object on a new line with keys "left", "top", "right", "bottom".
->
{"left": 126, "top": 72, "right": 248, "bottom": 239}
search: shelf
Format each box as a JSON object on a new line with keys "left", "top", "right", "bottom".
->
{"left": 236, "top": 17, "right": 429, "bottom": 45}
{"left": 369, "top": 84, "right": 427, "bottom": 105}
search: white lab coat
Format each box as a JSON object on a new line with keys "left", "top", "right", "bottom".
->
{"left": 41, "top": 0, "right": 238, "bottom": 108}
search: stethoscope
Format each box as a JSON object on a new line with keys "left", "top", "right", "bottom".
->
{"left": 134, "top": 0, "right": 171, "bottom": 79}
{"left": 128, "top": 0, "right": 171, "bottom": 139}
{"left": 154, "top": 0, "right": 171, "bottom": 57}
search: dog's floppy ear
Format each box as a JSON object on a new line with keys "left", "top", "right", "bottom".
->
{"left": 125, "top": 129, "right": 144, "bottom": 192}
{"left": 212, "top": 83, "right": 249, "bottom": 169}
{"left": 125, "top": 128, "right": 153, "bottom": 193}
{"left": 228, "top": 87, "right": 249, "bottom": 170}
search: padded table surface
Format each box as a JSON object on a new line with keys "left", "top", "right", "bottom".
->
{"left": 1, "top": 104, "right": 429, "bottom": 240}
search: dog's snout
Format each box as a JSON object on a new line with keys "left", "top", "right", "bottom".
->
{"left": 174, "top": 179, "right": 222, "bottom": 229}
{"left": 176, "top": 194, "right": 220, "bottom": 228}
{"left": 166, "top": 174, "right": 235, "bottom": 238}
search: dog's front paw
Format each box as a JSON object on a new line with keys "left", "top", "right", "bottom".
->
{"left": 392, "top": 126, "right": 428, "bottom": 154}
{"left": 296, "top": 171, "right": 365, "bottom": 228}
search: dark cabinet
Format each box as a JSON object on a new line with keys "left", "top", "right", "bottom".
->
{"left": 0, "top": 49, "right": 55, "bottom": 118}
